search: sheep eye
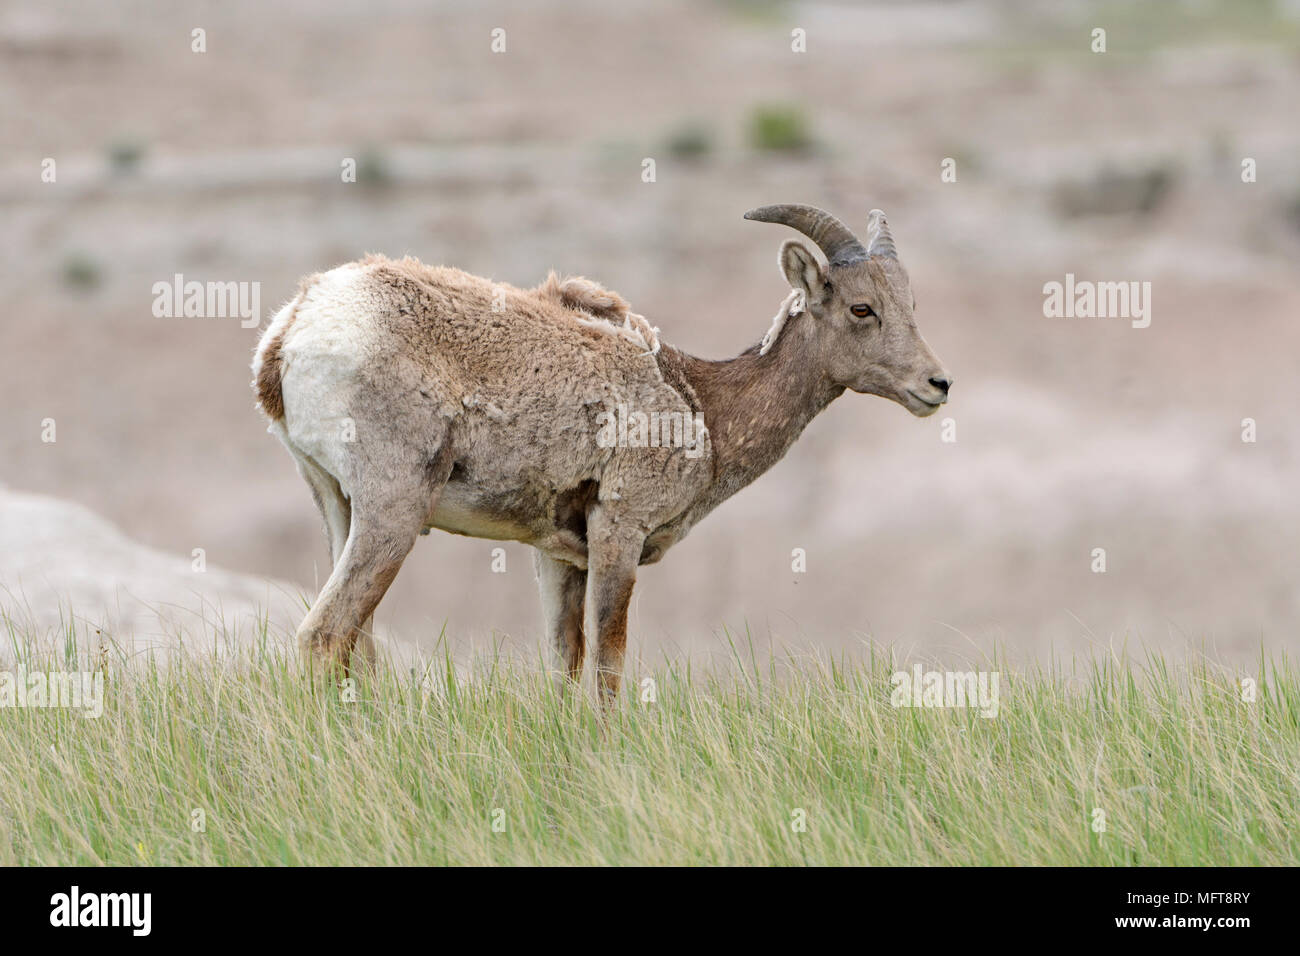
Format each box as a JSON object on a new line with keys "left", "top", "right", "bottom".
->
{"left": 850, "top": 304, "right": 876, "bottom": 319}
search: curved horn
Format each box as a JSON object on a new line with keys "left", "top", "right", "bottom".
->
{"left": 866, "top": 208, "right": 897, "bottom": 260}
{"left": 743, "top": 203, "right": 868, "bottom": 266}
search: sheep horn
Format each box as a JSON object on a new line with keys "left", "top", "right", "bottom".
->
{"left": 743, "top": 204, "right": 868, "bottom": 267}
{"left": 866, "top": 208, "right": 897, "bottom": 260}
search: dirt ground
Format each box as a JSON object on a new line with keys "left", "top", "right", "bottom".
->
{"left": 1, "top": 0, "right": 1297, "bottom": 667}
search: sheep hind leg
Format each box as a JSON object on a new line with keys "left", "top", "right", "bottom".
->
{"left": 296, "top": 455, "right": 449, "bottom": 679}
{"left": 296, "top": 451, "right": 352, "bottom": 567}
{"left": 534, "top": 551, "right": 587, "bottom": 686}
{"left": 296, "top": 453, "right": 385, "bottom": 670}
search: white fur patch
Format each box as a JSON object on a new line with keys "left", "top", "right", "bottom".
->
{"left": 759, "top": 288, "right": 805, "bottom": 356}
{"left": 623, "top": 311, "right": 661, "bottom": 355}
{"left": 251, "top": 293, "right": 301, "bottom": 384}
{"left": 276, "top": 264, "right": 379, "bottom": 491}
{"left": 575, "top": 311, "right": 661, "bottom": 355}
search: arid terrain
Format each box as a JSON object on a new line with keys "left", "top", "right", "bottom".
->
{"left": 1, "top": 0, "right": 1297, "bottom": 668}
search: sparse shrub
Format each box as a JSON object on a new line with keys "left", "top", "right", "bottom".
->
{"left": 1286, "top": 190, "right": 1300, "bottom": 236}
{"left": 748, "top": 104, "right": 813, "bottom": 153}
{"left": 1052, "top": 162, "right": 1178, "bottom": 218}
{"left": 60, "top": 253, "right": 101, "bottom": 291}
{"left": 666, "top": 123, "right": 713, "bottom": 161}
{"left": 356, "top": 148, "right": 393, "bottom": 187}
{"left": 105, "top": 138, "right": 145, "bottom": 175}
{"left": 719, "top": 0, "right": 788, "bottom": 23}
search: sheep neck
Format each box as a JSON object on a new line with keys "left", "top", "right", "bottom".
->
{"left": 679, "top": 309, "right": 844, "bottom": 511}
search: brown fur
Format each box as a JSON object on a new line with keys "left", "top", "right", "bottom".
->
{"left": 255, "top": 330, "right": 287, "bottom": 420}
{"left": 535, "top": 271, "right": 631, "bottom": 323}
{"left": 254, "top": 275, "right": 318, "bottom": 421}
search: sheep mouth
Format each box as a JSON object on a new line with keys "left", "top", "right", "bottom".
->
{"left": 904, "top": 390, "right": 945, "bottom": 416}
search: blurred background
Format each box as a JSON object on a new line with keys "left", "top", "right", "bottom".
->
{"left": 1, "top": 0, "right": 1297, "bottom": 666}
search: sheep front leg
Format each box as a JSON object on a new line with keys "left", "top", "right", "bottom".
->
{"left": 584, "top": 505, "right": 643, "bottom": 704}
{"left": 534, "top": 551, "right": 587, "bottom": 684}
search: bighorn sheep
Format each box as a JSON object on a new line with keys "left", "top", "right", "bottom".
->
{"left": 252, "top": 204, "right": 951, "bottom": 699}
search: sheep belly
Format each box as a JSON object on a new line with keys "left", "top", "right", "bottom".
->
{"left": 425, "top": 480, "right": 538, "bottom": 542}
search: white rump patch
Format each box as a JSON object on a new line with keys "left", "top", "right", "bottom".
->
{"left": 759, "top": 288, "right": 805, "bottom": 356}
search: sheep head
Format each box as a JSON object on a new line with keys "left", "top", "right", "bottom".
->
{"left": 744, "top": 203, "right": 951, "bottom": 416}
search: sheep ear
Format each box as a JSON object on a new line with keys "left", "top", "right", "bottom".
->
{"left": 778, "top": 240, "right": 827, "bottom": 305}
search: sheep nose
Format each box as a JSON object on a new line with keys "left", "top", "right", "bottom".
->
{"left": 928, "top": 375, "right": 951, "bottom": 395}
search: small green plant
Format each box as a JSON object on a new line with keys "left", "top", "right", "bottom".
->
{"left": 748, "top": 104, "right": 813, "bottom": 153}
{"left": 355, "top": 148, "right": 393, "bottom": 187}
{"left": 60, "top": 253, "right": 101, "bottom": 291}
{"left": 1286, "top": 190, "right": 1300, "bottom": 236}
{"left": 105, "top": 138, "right": 145, "bottom": 175}
{"left": 665, "top": 122, "right": 713, "bottom": 161}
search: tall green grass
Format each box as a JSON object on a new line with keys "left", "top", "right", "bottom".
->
{"left": 0, "top": 625, "right": 1295, "bottom": 865}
